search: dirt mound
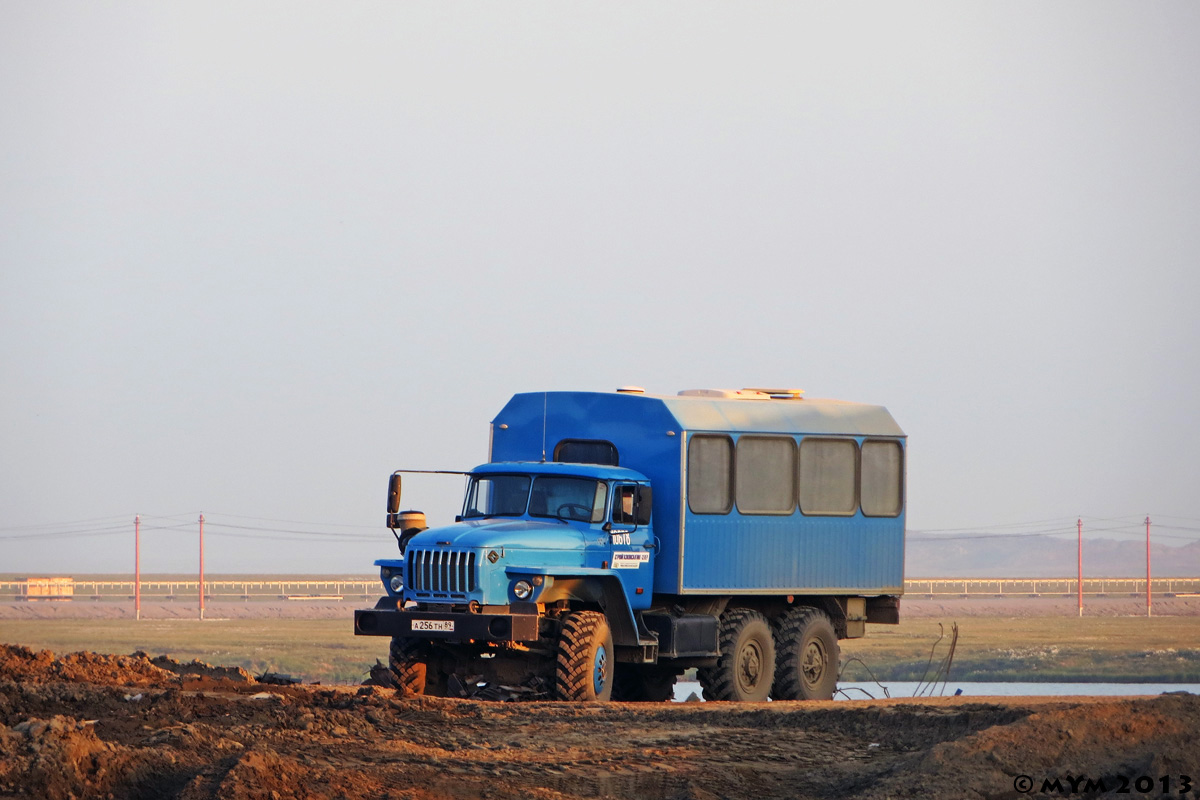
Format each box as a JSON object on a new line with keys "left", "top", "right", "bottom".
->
{"left": 0, "top": 644, "right": 256, "bottom": 689}
{"left": 0, "top": 644, "right": 177, "bottom": 687}
{"left": 146, "top": 652, "right": 255, "bottom": 684}
{"left": 1, "top": 642, "right": 1198, "bottom": 799}
{"left": 0, "top": 715, "right": 182, "bottom": 800}
{"left": 874, "top": 693, "right": 1200, "bottom": 799}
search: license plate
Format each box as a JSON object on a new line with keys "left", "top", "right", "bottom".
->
{"left": 412, "top": 619, "right": 454, "bottom": 632}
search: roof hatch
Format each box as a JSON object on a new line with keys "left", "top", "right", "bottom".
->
{"left": 677, "top": 388, "right": 804, "bottom": 400}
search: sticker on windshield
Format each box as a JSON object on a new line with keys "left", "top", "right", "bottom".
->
{"left": 611, "top": 552, "right": 650, "bottom": 569}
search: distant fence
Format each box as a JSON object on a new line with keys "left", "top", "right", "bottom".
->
{"left": 904, "top": 577, "right": 1200, "bottom": 597}
{"left": 0, "top": 578, "right": 379, "bottom": 602}
{"left": 2, "top": 576, "right": 1199, "bottom": 602}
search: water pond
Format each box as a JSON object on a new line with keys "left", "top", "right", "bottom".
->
{"left": 671, "top": 680, "right": 1200, "bottom": 702}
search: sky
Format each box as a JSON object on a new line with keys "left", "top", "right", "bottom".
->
{"left": 2, "top": 2, "right": 1198, "bottom": 574}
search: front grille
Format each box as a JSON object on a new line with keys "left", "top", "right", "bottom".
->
{"left": 407, "top": 549, "right": 477, "bottom": 597}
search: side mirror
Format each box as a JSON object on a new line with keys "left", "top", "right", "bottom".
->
{"left": 635, "top": 486, "right": 652, "bottom": 525}
{"left": 386, "top": 474, "right": 402, "bottom": 514}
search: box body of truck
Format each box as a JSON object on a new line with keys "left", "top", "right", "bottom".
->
{"left": 491, "top": 390, "right": 905, "bottom": 600}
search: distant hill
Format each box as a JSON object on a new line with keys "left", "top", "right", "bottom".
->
{"left": 906, "top": 535, "right": 1200, "bottom": 577}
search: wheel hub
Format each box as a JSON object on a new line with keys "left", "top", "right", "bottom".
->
{"left": 737, "top": 641, "right": 764, "bottom": 692}
{"left": 801, "top": 640, "right": 825, "bottom": 685}
{"left": 593, "top": 645, "right": 609, "bottom": 695}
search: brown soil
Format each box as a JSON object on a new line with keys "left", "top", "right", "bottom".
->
{"left": 1, "top": 643, "right": 1197, "bottom": 799}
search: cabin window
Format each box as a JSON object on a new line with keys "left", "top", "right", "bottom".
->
{"left": 554, "top": 439, "right": 619, "bottom": 466}
{"left": 613, "top": 484, "right": 637, "bottom": 525}
{"left": 687, "top": 434, "right": 733, "bottom": 514}
{"left": 462, "top": 475, "right": 532, "bottom": 518}
{"left": 861, "top": 440, "right": 903, "bottom": 517}
{"left": 735, "top": 436, "right": 796, "bottom": 514}
{"left": 798, "top": 438, "right": 858, "bottom": 515}
{"left": 528, "top": 476, "right": 608, "bottom": 523}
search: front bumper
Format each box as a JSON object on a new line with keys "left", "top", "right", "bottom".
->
{"left": 354, "top": 607, "right": 539, "bottom": 642}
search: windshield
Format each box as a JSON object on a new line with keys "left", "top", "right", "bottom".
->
{"left": 461, "top": 474, "right": 607, "bottom": 522}
{"left": 462, "top": 475, "right": 531, "bottom": 518}
{"left": 529, "top": 477, "right": 607, "bottom": 523}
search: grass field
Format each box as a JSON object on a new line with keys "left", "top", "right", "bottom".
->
{"left": 3, "top": 613, "right": 1199, "bottom": 686}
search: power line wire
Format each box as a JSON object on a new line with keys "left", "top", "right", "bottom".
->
{"left": 205, "top": 530, "right": 380, "bottom": 543}
{"left": 205, "top": 512, "right": 379, "bottom": 530}
{"left": 0, "top": 515, "right": 131, "bottom": 533}
{"left": 202, "top": 522, "right": 383, "bottom": 538}
{"left": 909, "top": 515, "right": 1077, "bottom": 533}
{"left": 5, "top": 510, "right": 1198, "bottom": 545}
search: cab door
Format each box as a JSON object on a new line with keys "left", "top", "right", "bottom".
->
{"left": 607, "top": 483, "right": 654, "bottom": 609}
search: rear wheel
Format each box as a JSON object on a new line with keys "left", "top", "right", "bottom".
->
{"left": 772, "top": 607, "right": 839, "bottom": 700}
{"left": 612, "top": 664, "right": 677, "bottom": 702}
{"left": 698, "top": 608, "right": 775, "bottom": 702}
{"left": 555, "top": 611, "right": 614, "bottom": 701}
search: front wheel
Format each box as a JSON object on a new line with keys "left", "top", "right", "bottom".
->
{"left": 388, "top": 637, "right": 449, "bottom": 697}
{"left": 698, "top": 608, "right": 775, "bottom": 702}
{"left": 772, "top": 607, "right": 839, "bottom": 700}
{"left": 555, "top": 611, "right": 614, "bottom": 701}
{"left": 389, "top": 637, "right": 430, "bottom": 697}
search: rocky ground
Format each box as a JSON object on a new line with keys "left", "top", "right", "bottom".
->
{"left": 1, "top": 643, "right": 1198, "bottom": 799}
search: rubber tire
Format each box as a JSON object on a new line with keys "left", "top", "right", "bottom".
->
{"left": 772, "top": 607, "right": 839, "bottom": 701}
{"left": 698, "top": 608, "right": 776, "bottom": 702}
{"left": 555, "top": 611, "right": 615, "bottom": 701}
{"left": 388, "top": 636, "right": 432, "bottom": 697}
{"left": 612, "top": 664, "right": 677, "bottom": 702}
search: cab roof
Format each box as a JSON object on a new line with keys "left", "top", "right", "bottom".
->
{"left": 471, "top": 461, "right": 649, "bottom": 482}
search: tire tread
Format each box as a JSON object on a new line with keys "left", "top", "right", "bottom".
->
{"left": 388, "top": 637, "right": 428, "bottom": 697}
{"left": 555, "top": 611, "right": 611, "bottom": 701}
{"left": 697, "top": 608, "right": 774, "bottom": 701}
{"left": 773, "top": 607, "right": 839, "bottom": 701}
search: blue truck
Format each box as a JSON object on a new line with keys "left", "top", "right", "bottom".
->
{"left": 353, "top": 387, "right": 905, "bottom": 702}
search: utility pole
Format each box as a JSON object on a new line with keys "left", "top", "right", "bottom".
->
{"left": 199, "top": 513, "right": 206, "bottom": 621}
{"left": 1146, "top": 515, "right": 1152, "bottom": 617}
{"left": 1077, "top": 517, "right": 1083, "bottom": 617}
{"left": 135, "top": 515, "right": 141, "bottom": 621}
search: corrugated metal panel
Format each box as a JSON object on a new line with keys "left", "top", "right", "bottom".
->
{"left": 680, "top": 515, "right": 904, "bottom": 593}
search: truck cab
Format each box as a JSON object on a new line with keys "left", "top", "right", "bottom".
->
{"left": 380, "top": 462, "right": 655, "bottom": 611}
{"left": 355, "top": 461, "right": 657, "bottom": 700}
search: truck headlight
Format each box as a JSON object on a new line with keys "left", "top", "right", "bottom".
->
{"left": 512, "top": 580, "right": 533, "bottom": 600}
{"left": 389, "top": 575, "right": 404, "bottom": 593}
